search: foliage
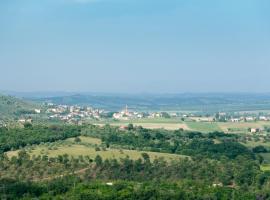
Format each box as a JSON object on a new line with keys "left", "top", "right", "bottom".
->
{"left": 253, "top": 146, "right": 268, "bottom": 153}
{"left": 0, "top": 124, "right": 269, "bottom": 199}
{"left": 0, "top": 125, "right": 81, "bottom": 153}
{"left": 0, "top": 95, "right": 39, "bottom": 120}
{"left": 96, "top": 125, "right": 255, "bottom": 160}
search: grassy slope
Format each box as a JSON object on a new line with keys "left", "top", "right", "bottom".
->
{"left": 261, "top": 164, "right": 270, "bottom": 171}
{"left": 6, "top": 136, "right": 188, "bottom": 162}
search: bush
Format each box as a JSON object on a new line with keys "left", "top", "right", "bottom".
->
{"left": 252, "top": 145, "right": 268, "bottom": 153}
{"left": 74, "top": 137, "right": 81, "bottom": 143}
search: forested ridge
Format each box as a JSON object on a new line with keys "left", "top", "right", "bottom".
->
{"left": 0, "top": 125, "right": 81, "bottom": 153}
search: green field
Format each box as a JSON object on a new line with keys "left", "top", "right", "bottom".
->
{"left": 94, "top": 118, "right": 270, "bottom": 133}
{"left": 95, "top": 117, "right": 184, "bottom": 124}
{"left": 261, "top": 164, "right": 270, "bottom": 171}
{"left": 185, "top": 122, "right": 222, "bottom": 132}
{"left": 108, "top": 122, "right": 189, "bottom": 130}
{"left": 218, "top": 121, "right": 270, "bottom": 133}
{"left": 7, "top": 136, "right": 188, "bottom": 162}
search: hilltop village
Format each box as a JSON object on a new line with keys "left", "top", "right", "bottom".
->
{"left": 46, "top": 104, "right": 270, "bottom": 122}
{"left": 7, "top": 102, "right": 270, "bottom": 134}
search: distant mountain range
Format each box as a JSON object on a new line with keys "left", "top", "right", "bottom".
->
{"left": 2, "top": 92, "right": 270, "bottom": 114}
{"left": 27, "top": 93, "right": 270, "bottom": 113}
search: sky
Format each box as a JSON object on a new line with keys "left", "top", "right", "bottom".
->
{"left": 0, "top": 0, "right": 270, "bottom": 93}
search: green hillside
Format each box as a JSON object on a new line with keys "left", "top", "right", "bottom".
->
{"left": 0, "top": 95, "right": 39, "bottom": 120}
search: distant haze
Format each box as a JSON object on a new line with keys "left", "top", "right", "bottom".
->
{"left": 0, "top": 0, "right": 270, "bottom": 93}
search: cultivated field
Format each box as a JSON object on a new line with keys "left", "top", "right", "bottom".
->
{"left": 218, "top": 121, "right": 270, "bottom": 133}
{"left": 110, "top": 122, "right": 189, "bottom": 130}
{"left": 95, "top": 118, "right": 190, "bottom": 130}
{"left": 185, "top": 122, "right": 221, "bottom": 132}
{"left": 96, "top": 118, "right": 270, "bottom": 133}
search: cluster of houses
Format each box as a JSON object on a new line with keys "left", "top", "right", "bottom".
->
{"left": 230, "top": 116, "right": 270, "bottom": 122}
{"left": 13, "top": 102, "right": 270, "bottom": 132}
{"left": 230, "top": 116, "right": 270, "bottom": 123}
{"left": 112, "top": 105, "right": 182, "bottom": 120}
{"left": 113, "top": 105, "right": 143, "bottom": 120}
{"left": 46, "top": 104, "right": 104, "bottom": 123}
{"left": 111, "top": 108, "right": 270, "bottom": 123}
{"left": 212, "top": 112, "right": 270, "bottom": 123}
{"left": 46, "top": 104, "right": 180, "bottom": 123}
{"left": 18, "top": 117, "right": 33, "bottom": 124}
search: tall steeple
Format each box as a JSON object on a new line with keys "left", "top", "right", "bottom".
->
{"left": 125, "top": 105, "right": 128, "bottom": 114}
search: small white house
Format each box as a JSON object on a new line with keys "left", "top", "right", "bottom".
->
{"left": 18, "top": 119, "right": 26, "bottom": 123}
{"left": 35, "top": 109, "right": 41, "bottom": 114}
{"left": 246, "top": 117, "right": 254, "bottom": 121}
{"left": 231, "top": 118, "right": 240, "bottom": 123}
{"left": 259, "top": 116, "right": 268, "bottom": 121}
{"left": 250, "top": 128, "right": 260, "bottom": 133}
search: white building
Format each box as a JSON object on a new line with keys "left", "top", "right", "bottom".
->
{"left": 246, "top": 117, "right": 254, "bottom": 121}
{"left": 35, "top": 109, "right": 41, "bottom": 114}
{"left": 231, "top": 118, "right": 240, "bottom": 122}
{"left": 259, "top": 116, "right": 268, "bottom": 121}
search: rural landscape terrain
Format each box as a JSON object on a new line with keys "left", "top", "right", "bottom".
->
{"left": 1, "top": 0, "right": 269, "bottom": 199}
{"left": 1, "top": 93, "right": 270, "bottom": 199}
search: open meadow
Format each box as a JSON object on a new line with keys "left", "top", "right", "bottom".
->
{"left": 6, "top": 136, "right": 188, "bottom": 162}
{"left": 184, "top": 121, "right": 221, "bottom": 132}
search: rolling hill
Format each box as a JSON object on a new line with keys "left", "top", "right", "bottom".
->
{"left": 0, "top": 95, "right": 40, "bottom": 120}
{"left": 33, "top": 93, "right": 270, "bottom": 113}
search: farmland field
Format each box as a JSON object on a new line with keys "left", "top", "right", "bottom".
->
{"left": 186, "top": 121, "right": 270, "bottom": 133}
{"left": 95, "top": 118, "right": 270, "bottom": 133}
{"left": 95, "top": 118, "right": 184, "bottom": 124}
{"left": 95, "top": 118, "right": 189, "bottom": 130}
{"left": 261, "top": 164, "right": 270, "bottom": 171}
{"left": 184, "top": 122, "right": 222, "bottom": 132}
{"left": 109, "top": 122, "right": 189, "bottom": 130}
{"left": 218, "top": 121, "right": 270, "bottom": 133}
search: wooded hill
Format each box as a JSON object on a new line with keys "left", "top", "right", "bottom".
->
{"left": 0, "top": 95, "right": 39, "bottom": 120}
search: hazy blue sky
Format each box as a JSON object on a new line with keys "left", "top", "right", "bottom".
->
{"left": 0, "top": 0, "right": 270, "bottom": 93}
